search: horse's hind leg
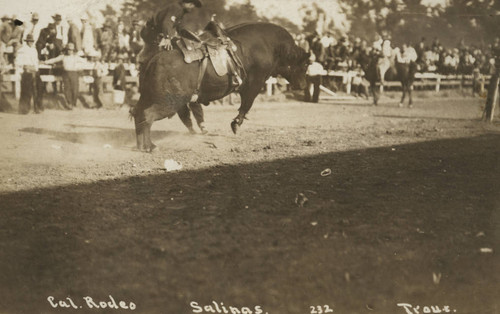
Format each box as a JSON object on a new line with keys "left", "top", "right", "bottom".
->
{"left": 177, "top": 104, "right": 196, "bottom": 134}
{"left": 134, "top": 109, "right": 146, "bottom": 151}
{"left": 143, "top": 121, "right": 156, "bottom": 152}
{"left": 141, "top": 106, "right": 164, "bottom": 152}
{"left": 134, "top": 112, "right": 156, "bottom": 152}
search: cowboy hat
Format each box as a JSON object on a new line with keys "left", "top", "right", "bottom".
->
{"left": 25, "top": 34, "right": 35, "bottom": 42}
{"left": 52, "top": 14, "right": 62, "bottom": 21}
{"left": 183, "top": 0, "right": 202, "bottom": 7}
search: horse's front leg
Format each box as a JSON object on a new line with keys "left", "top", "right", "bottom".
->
{"left": 370, "top": 81, "right": 378, "bottom": 106}
{"left": 399, "top": 82, "right": 406, "bottom": 107}
{"left": 231, "top": 108, "right": 248, "bottom": 134}
{"left": 231, "top": 76, "right": 263, "bottom": 134}
{"left": 408, "top": 84, "right": 413, "bottom": 108}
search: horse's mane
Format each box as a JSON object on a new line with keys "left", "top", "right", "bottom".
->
{"left": 275, "top": 33, "right": 308, "bottom": 66}
{"left": 225, "top": 22, "right": 307, "bottom": 65}
{"left": 225, "top": 22, "right": 256, "bottom": 32}
{"left": 139, "top": 52, "right": 164, "bottom": 96}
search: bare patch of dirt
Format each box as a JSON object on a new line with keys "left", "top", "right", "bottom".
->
{"left": 0, "top": 96, "right": 499, "bottom": 313}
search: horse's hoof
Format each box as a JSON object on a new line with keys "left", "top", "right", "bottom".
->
{"left": 147, "top": 144, "right": 157, "bottom": 153}
{"left": 141, "top": 144, "right": 156, "bottom": 153}
{"left": 135, "top": 143, "right": 145, "bottom": 151}
{"left": 408, "top": 104, "right": 413, "bottom": 109}
{"left": 398, "top": 103, "right": 404, "bottom": 108}
{"left": 231, "top": 121, "right": 239, "bottom": 134}
{"left": 188, "top": 127, "right": 196, "bottom": 135}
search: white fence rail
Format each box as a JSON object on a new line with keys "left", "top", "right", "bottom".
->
{"left": 2, "top": 63, "right": 490, "bottom": 100}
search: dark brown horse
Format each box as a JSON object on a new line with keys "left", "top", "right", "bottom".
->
{"left": 363, "top": 51, "right": 417, "bottom": 107}
{"left": 132, "top": 22, "right": 309, "bottom": 152}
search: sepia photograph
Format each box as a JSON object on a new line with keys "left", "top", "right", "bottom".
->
{"left": 0, "top": 0, "right": 498, "bottom": 313}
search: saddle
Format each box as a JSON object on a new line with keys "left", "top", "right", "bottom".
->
{"left": 175, "top": 21, "right": 244, "bottom": 81}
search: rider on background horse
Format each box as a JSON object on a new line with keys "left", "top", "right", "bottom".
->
{"left": 372, "top": 31, "right": 393, "bottom": 85}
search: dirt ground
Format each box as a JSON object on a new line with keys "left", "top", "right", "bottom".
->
{"left": 0, "top": 93, "right": 499, "bottom": 314}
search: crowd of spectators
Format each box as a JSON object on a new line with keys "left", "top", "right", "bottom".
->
{"left": 295, "top": 31, "right": 498, "bottom": 77}
{"left": 2, "top": 11, "right": 497, "bottom": 77}
{"left": 0, "top": 12, "right": 144, "bottom": 113}
{"left": 0, "top": 12, "right": 144, "bottom": 67}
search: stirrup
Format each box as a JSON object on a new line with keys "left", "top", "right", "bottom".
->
{"left": 190, "top": 91, "right": 199, "bottom": 103}
{"left": 231, "top": 74, "right": 242, "bottom": 88}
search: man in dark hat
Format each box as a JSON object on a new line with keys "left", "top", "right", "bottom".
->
{"left": 52, "top": 13, "right": 67, "bottom": 54}
{"left": 97, "top": 20, "right": 115, "bottom": 62}
{"left": 138, "top": 0, "right": 202, "bottom": 65}
{"left": 129, "top": 19, "right": 144, "bottom": 63}
{"left": 23, "top": 13, "right": 42, "bottom": 44}
{"left": 113, "top": 53, "right": 127, "bottom": 92}
{"left": 0, "top": 16, "right": 12, "bottom": 46}
{"left": 15, "top": 34, "right": 43, "bottom": 114}
{"left": 36, "top": 23, "right": 59, "bottom": 59}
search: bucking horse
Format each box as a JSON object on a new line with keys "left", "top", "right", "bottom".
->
{"left": 363, "top": 47, "right": 417, "bottom": 107}
{"left": 132, "top": 22, "right": 310, "bottom": 152}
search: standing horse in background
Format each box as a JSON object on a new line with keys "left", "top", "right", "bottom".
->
{"left": 133, "top": 22, "right": 309, "bottom": 152}
{"left": 363, "top": 48, "right": 417, "bottom": 107}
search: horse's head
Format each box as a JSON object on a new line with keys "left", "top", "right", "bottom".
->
{"left": 277, "top": 45, "right": 310, "bottom": 90}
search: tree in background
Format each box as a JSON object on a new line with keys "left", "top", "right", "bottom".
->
{"left": 343, "top": 0, "right": 499, "bottom": 47}
{"left": 119, "top": 0, "right": 499, "bottom": 46}
{"left": 440, "top": 0, "right": 500, "bottom": 47}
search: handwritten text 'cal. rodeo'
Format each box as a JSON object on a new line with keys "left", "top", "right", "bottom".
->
{"left": 47, "top": 295, "right": 136, "bottom": 310}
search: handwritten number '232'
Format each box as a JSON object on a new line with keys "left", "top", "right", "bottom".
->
{"left": 310, "top": 305, "right": 334, "bottom": 313}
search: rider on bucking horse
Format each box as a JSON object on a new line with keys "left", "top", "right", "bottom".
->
{"left": 137, "top": 0, "right": 202, "bottom": 66}
{"left": 137, "top": 0, "right": 207, "bottom": 134}
{"left": 137, "top": 0, "right": 242, "bottom": 88}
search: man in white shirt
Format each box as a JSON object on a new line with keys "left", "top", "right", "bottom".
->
{"left": 320, "top": 31, "right": 336, "bottom": 49}
{"left": 396, "top": 44, "right": 417, "bottom": 64}
{"left": 22, "top": 13, "right": 42, "bottom": 44}
{"left": 44, "top": 42, "right": 87, "bottom": 108}
{"left": 305, "top": 53, "right": 324, "bottom": 103}
{"left": 80, "top": 14, "right": 96, "bottom": 56}
{"left": 372, "top": 34, "right": 383, "bottom": 52}
{"left": 90, "top": 51, "right": 108, "bottom": 108}
{"left": 16, "top": 34, "right": 43, "bottom": 114}
{"left": 378, "top": 38, "right": 393, "bottom": 84}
